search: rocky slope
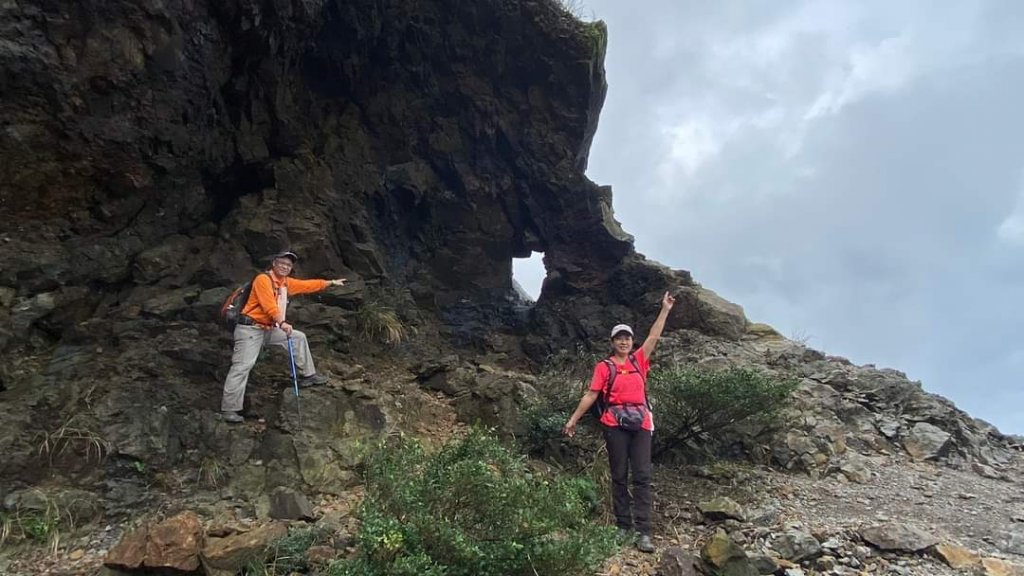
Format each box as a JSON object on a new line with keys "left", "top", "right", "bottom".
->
{"left": 0, "top": 0, "right": 1021, "bottom": 575}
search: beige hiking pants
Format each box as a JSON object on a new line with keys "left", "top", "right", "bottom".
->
{"left": 221, "top": 324, "right": 316, "bottom": 412}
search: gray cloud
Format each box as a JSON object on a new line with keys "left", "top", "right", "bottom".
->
{"left": 516, "top": 0, "right": 1024, "bottom": 433}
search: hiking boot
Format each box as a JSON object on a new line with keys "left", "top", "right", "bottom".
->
{"left": 298, "top": 373, "right": 329, "bottom": 387}
{"left": 220, "top": 410, "right": 244, "bottom": 424}
{"left": 636, "top": 534, "right": 655, "bottom": 553}
{"left": 616, "top": 528, "right": 634, "bottom": 544}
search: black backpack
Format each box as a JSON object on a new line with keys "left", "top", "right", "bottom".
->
{"left": 587, "top": 353, "right": 646, "bottom": 419}
{"left": 218, "top": 273, "right": 269, "bottom": 331}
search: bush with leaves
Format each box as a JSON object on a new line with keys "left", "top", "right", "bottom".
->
{"left": 648, "top": 365, "right": 798, "bottom": 459}
{"left": 518, "top": 346, "right": 605, "bottom": 464}
{"left": 328, "top": 429, "right": 616, "bottom": 576}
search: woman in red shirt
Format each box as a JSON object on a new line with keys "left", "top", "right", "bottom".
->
{"left": 563, "top": 291, "right": 676, "bottom": 553}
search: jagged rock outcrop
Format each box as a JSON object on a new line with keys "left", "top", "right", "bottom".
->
{"left": 656, "top": 327, "right": 1017, "bottom": 475}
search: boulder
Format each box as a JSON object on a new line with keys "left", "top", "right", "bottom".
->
{"left": 932, "top": 543, "right": 981, "bottom": 569}
{"left": 656, "top": 546, "right": 701, "bottom": 576}
{"left": 269, "top": 486, "right": 315, "bottom": 521}
{"left": 674, "top": 286, "right": 748, "bottom": 341}
{"left": 701, "top": 530, "right": 758, "bottom": 576}
{"left": 902, "top": 422, "right": 951, "bottom": 460}
{"left": 201, "top": 522, "right": 288, "bottom": 575}
{"left": 698, "top": 497, "right": 746, "bottom": 522}
{"left": 772, "top": 529, "right": 822, "bottom": 562}
{"left": 859, "top": 523, "right": 938, "bottom": 552}
{"left": 104, "top": 511, "right": 203, "bottom": 572}
{"left": 838, "top": 454, "right": 873, "bottom": 484}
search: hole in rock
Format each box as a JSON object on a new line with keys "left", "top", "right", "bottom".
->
{"left": 512, "top": 251, "right": 546, "bottom": 303}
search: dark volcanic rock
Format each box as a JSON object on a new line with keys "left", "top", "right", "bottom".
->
{"left": 0, "top": 0, "right": 730, "bottom": 493}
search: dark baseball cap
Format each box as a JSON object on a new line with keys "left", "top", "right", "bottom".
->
{"left": 272, "top": 251, "right": 298, "bottom": 263}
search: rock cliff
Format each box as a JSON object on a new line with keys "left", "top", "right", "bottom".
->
{"left": 0, "top": 0, "right": 746, "bottom": 488}
{"left": 0, "top": 1, "right": 1020, "bottom": 574}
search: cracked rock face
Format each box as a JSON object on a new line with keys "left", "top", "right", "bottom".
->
{"left": 0, "top": 0, "right": 714, "bottom": 349}
{"left": 1, "top": 0, "right": 735, "bottom": 501}
{"left": 0, "top": 0, "right": 730, "bottom": 423}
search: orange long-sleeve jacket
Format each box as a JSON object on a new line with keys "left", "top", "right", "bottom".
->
{"left": 241, "top": 272, "right": 328, "bottom": 326}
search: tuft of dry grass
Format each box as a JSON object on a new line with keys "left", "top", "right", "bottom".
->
{"left": 556, "top": 0, "right": 591, "bottom": 21}
{"left": 0, "top": 512, "right": 13, "bottom": 548}
{"left": 355, "top": 299, "right": 408, "bottom": 345}
{"left": 197, "top": 456, "right": 226, "bottom": 488}
{"left": 35, "top": 417, "right": 110, "bottom": 466}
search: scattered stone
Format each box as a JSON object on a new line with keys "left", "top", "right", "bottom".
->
{"left": 655, "top": 546, "right": 701, "bottom": 576}
{"left": 973, "top": 462, "right": 1003, "bottom": 479}
{"left": 860, "top": 523, "right": 938, "bottom": 552}
{"left": 104, "top": 511, "right": 202, "bottom": 572}
{"left": 749, "top": 554, "right": 780, "bottom": 575}
{"left": 699, "top": 497, "right": 746, "bottom": 522}
{"left": 269, "top": 486, "right": 315, "bottom": 521}
{"left": 932, "top": 543, "right": 981, "bottom": 569}
{"left": 996, "top": 531, "right": 1024, "bottom": 556}
{"left": 701, "top": 530, "right": 758, "bottom": 576}
{"left": 982, "top": 557, "right": 1024, "bottom": 576}
{"left": 876, "top": 417, "right": 901, "bottom": 439}
{"left": 815, "top": 555, "right": 836, "bottom": 571}
{"left": 772, "top": 529, "right": 822, "bottom": 562}
{"left": 839, "top": 455, "right": 873, "bottom": 484}
{"left": 775, "top": 557, "right": 799, "bottom": 569}
{"left": 820, "top": 536, "right": 842, "bottom": 551}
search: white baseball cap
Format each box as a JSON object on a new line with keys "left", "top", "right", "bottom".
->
{"left": 272, "top": 251, "right": 299, "bottom": 263}
{"left": 610, "top": 324, "right": 634, "bottom": 338}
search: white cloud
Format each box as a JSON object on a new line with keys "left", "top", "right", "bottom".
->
{"left": 804, "top": 34, "right": 915, "bottom": 120}
{"left": 996, "top": 179, "right": 1024, "bottom": 245}
{"left": 661, "top": 118, "right": 722, "bottom": 180}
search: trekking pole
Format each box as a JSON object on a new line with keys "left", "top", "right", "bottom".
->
{"left": 286, "top": 336, "right": 302, "bottom": 429}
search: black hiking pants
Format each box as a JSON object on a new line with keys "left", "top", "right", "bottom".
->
{"left": 603, "top": 425, "right": 653, "bottom": 535}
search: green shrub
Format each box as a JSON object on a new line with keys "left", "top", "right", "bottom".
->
{"left": 0, "top": 495, "right": 69, "bottom": 555}
{"left": 328, "top": 429, "right": 617, "bottom": 576}
{"left": 518, "top": 347, "right": 607, "bottom": 468}
{"left": 649, "top": 365, "right": 798, "bottom": 459}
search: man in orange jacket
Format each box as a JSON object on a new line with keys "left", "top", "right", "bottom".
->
{"left": 221, "top": 251, "right": 348, "bottom": 423}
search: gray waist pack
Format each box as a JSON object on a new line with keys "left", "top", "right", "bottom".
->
{"left": 608, "top": 404, "right": 646, "bottom": 431}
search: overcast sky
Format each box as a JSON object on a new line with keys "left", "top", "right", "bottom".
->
{"left": 514, "top": 0, "right": 1024, "bottom": 434}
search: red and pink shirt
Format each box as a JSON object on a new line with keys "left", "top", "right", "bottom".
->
{"left": 588, "top": 348, "right": 654, "bottom": 431}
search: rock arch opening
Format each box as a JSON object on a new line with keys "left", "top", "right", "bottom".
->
{"left": 512, "top": 251, "right": 546, "bottom": 303}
